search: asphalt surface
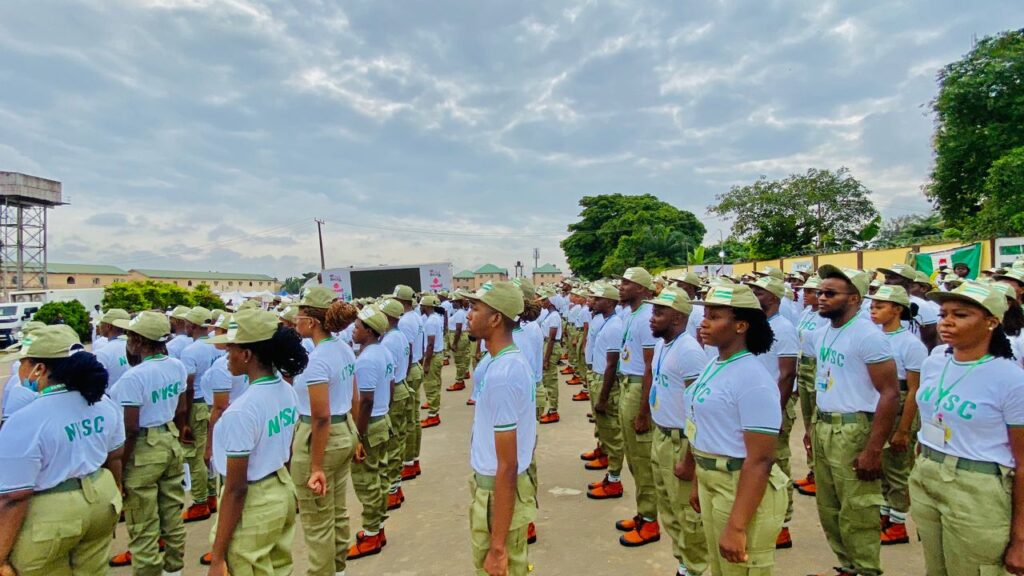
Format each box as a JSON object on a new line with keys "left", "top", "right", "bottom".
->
{"left": 3, "top": 355, "right": 926, "bottom": 575}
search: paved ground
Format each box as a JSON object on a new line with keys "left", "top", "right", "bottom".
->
{"left": 3, "top": 355, "right": 925, "bottom": 575}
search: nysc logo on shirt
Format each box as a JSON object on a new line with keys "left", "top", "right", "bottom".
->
{"left": 65, "top": 416, "right": 105, "bottom": 442}
{"left": 690, "top": 380, "right": 711, "bottom": 404}
{"left": 818, "top": 346, "right": 845, "bottom": 368}
{"left": 268, "top": 407, "right": 298, "bottom": 438}
{"left": 151, "top": 381, "right": 182, "bottom": 404}
{"left": 918, "top": 387, "right": 977, "bottom": 420}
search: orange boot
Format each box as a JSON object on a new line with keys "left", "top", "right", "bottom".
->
{"left": 567, "top": 375, "right": 583, "bottom": 385}
{"left": 560, "top": 366, "right": 575, "bottom": 375}
{"left": 571, "top": 390, "right": 589, "bottom": 401}
{"left": 881, "top": 522, "right": 909, "bottom": 545}
{"left": 401, "top": 464, "right": 418, "bottom": 481}
{"left": 420, "top": 414, "right": 441, "bottom": 428}
{"left": 585, "top": 455, "right": 609, "bottom": 470}
{"left": 587, "top": 477, "right": 624, "bottom": 499}
{"left": 527, "top": 522, "right": 537, "bottom": 544}
{"left": 446, "top": 381, "right": 466, "bottom": 391}
{"left": 615, "top": 514, "right": 640, "bottom": 531}
{"left": 348, "top": 530, "right": 385, "bottom": 559}
{"left": 580, "top": 445, "right": 603, "bottom": 461}
{"left": 182, "top": 502, "right": 211, "bottom": 522}
{"left": 200, "top": 551, "right": 213, "bottom": 566}
{"left": 109, "top": 550, "right": 133, "bottom": 568}
{"left": 387, "top": 491, "right": 403, "bottom": 511}
{"left": 619, "top": 518, "right": 660, "bottom": 547}
{"left": 776, "top": 526, "right": 792, "bottom": 549}
{"left": 538, "top": 411, "right": 560, "bottom": 424}
{"left": 206, "top": 494, "right": 218, "bottom": 513}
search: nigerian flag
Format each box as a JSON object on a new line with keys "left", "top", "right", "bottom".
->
{"left": 914, "top": 243, "right": 982, "bottom": 280}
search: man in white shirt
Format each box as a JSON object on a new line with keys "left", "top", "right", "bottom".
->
{"left": 179, "top": 306, "right": 216, "bottom": 522}
{"left": 394, "top": 285, "right": 427, "bottom": 481}
{"left": 95, "top": 309, "right": 131, "bottom": 389}
{"left": 667, "top": 270, "right": 705, "bottom": 343}
{"left": 165, "top": 305, "right": 192, "bottom": 359}
{"left": 878, "top": 264, "right": 939, "bottom": 351}
{"left": 810, "top": 266, "right": 900, "bottom": 576}
{"left": 584, "top": 283, "right": 625, "bottom": 491}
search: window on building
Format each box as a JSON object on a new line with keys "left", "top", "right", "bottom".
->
{"left": 214, "top": 281, "right": 219, "bottom": 287}
{"left": 188, "top": 280, "right": 193, "bottom": 287}
{"left": 249, "top": 281, "right": 253, "bottom": 287}
{"left": 66, "top": 276, "right": 76, "bottom": 285}
{"left": 92, "top": 278, "right": 100, "bottom": 286}
{"left": 228, "top": 281, "right": 234, "bottom": 286}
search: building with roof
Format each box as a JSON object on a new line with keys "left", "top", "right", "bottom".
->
{"left": 472, "top": 263, "right": 509, "bottom": 289}
{"left": 453, "top": 269, "right": 475, "bottom": 290}
{"left": 532, "top": 263, "right": 563, "bottom": 286}
{"left": 129, "top": 269, "right": 280, "bottom": 291}
{"left": 5, "top": 263, "right": 130, "bottom": 290}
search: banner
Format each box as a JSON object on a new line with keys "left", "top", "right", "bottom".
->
{"left": 914, "top": 243, "right": 982, "bottom": 280}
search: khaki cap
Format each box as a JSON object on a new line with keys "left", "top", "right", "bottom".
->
{"left": 210, "top": 309, "right": 224, "bottom": 324}
{"left": 644, "top": 285, "right": 693, "bottom": 315}
{"left": 877, "top": 264, "right": 918, "bottom": 282}
{"left": 464, "top": 281, "right": 524, "bottom": 322}
{"left": 745, "top": 276, "right": 785, "bottom": 300}
{"left": 755, "top": 266, "right": 784, "bottom": 281}
{"left": 169, "top": 305, "right": 191, "bottom": 320}
{"left": 668, "top": 270, "right": 702, "bottom": 288}
{"left": 695, "top": 283, "right": 763, "bottom": 311}
{"left": 20, "top": 325, "right": 81, "bottom": 359}
{"left": 298, "top": 286, "right": 337, "bottom": 309}
{"left": 357, "top": 304, "right": 389, "bottom": 335}
{"left": 379, "top": 298, "right": 404, "bottom": 319}
{"left": 238, "top": 300, "right": 261, "bottom": 311}
{"left": 589, "top": 282, "right": 620, "bottom": 301}
{"left": 991, "top": 282, "right": 1017, "bottom": 301}
{"left": 995, "top": 268, "right": 1024, "bottom": 285}
{"left": 206, "top": 309, "right": 278, "bottom": 344}
{"left": 817, "top": 265, "right": 870, "bottom": 297}
{"left": 100, "top": 309, "right": 130, "bottom": 325}
{"left": 114, "top": 311, "right": 172, "bottom": 342}
{"left": 799, "top": 276, "right": 822, "bottom": 290}
{"left": 928, "top": 281, "right": 1009, "bottom": 319}
{"left": 913, "top": 271, "right": 935, "bottom": 288}
{"left": 511, "top": 277, "right": 536, "bottom": 299}
{"left": 277, "top": 305, "right": 298, "bottom": 323}
{"left": 867, "top": 285, "right": 911, "bottom": 307}
{"left": 213, "top": 313, "right": 236, "bottom": 330}
{"left": 392, "top": 285, "right": 416, "bottom": 301}
{"left": 184, "top": 306, "right": 212, "bottom": 326}
{"left": 420, "top": 294, "right": 440, "bottom": 308}
{"left": 617, "top": 267, "right": 655, "bottom": 291}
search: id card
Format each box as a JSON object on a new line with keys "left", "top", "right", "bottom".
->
{"left": 921, "top": 420, "right": 946, "bottom": 446}
{"left": 685, "top": 417, "right": 697, "bottom": 440}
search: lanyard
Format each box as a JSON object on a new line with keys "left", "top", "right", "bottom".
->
{"left": 693, "top": 350, "right": 751, "bottom": 389}
{"left": 934, "top": 355, "right": 991, "bottom": 410}
{"left": 622, "top": 303, "right": 647, "bottom": 346}
{"left": 477, "top": 345, "right": 518, "bottom": 393}
{"left": 821, "top": 316, "right": 857, "bottom": 356}
{"left": 654, "top": 337, "right": 679, "bottom": 381}
{"left": 250, "top": 375, "right": 281, "bottom": 386}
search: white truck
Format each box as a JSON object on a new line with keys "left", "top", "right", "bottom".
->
{"left": 0, "top": 288, "right": 104, "bottom": 345}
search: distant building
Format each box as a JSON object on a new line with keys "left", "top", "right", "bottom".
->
{"left": 129, "top": 269, "right": 280, "bottom": 291}
{"left": 532, "top": 263, "right": 563, "bottom": 286}
{"left": 472, "top": 263, "right": 509, "bottom": 289}
{"left": 453, "top": 269, "right": 475, "bottom": 290}
{"left": 41, "top": 264, "right": 130, "bottom": 289}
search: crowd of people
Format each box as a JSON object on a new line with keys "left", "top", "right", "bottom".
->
{"left": 0, "top": 257, "right": 1022, "bottom": 576}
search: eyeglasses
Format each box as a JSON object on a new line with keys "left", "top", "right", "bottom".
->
{"left": 817, "top": 289, "right": 856, "bottom": 299}
{"left": 293, "top": 315, "right": 316, "bottom": 323}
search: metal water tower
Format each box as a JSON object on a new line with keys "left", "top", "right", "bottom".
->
{"left": 0, "top": 172, "right": 64, "bottom": 299}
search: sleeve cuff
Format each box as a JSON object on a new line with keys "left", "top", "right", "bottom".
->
{"left": 494, "top": 423, "right": 517, "bottom": 431}
{"left": 743, "top": 427, "right": 780, "bottom": 436}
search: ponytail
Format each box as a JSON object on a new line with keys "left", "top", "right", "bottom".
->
{"left": 239, "top": 326, "right": 309, "bottom": 378}
{"left": 42, "top": 352, "right": 109, "bottom": 405}
{"left": 990, "top": 325, "right": 1015, "bottom": 360}
{"left": 324, "top": 301, "right": 358, "bottom": 333}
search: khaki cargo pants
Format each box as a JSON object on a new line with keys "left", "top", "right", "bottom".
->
{"left": 454, "top": 336, "right": 471, "bottom": 381}
{"left": 423, "top": 354, "right": 444, "bottom": 415}
{"left": 210, "top": 467, "right": 297, "bottom": 576}
{"left": 651, "top": 428, "right": 707, "bottom": 575}
{"left": 539, "top": 341, "right": 563, "bottom": 414}
{"left": 405, "top": 362, "right": 425, "bottom": 462}
{"left": 352, "top": 416, "right": 392, "bottom": 531}
{"left": 775, "top": 394, "right": 797, "bottom": 522}
{"left": 588, "top": 370, "right": 623, "bottom": 475}
{"left": 469, "top": 471, "right": 537, "bottom": 576}
{"left": 387, "top": 381, "right": 412, "bottom": 488}
{"left": 619, "top": 375, "right": 657, "bottom": 519}
{"left": 185, "top": 400, "right": 210, "bottom": 505}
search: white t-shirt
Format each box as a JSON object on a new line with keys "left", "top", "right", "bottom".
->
{"left": 202, "top": 355, "right": 248, "bottom": 405}
{"left": 470, "top": 346, "right": 537, "bottom": 476}
{"left": 451, "top": 309, "right": 467, "bottom": 331}
{"left": 760, "top": 314, "right": 799, "bottom": 385}
{"left": 885, "top": 328, "right": 927, "bottom": 380}
{"left": 569, "top": 304, "right": 581, "bottom": 327}
{"left": 181, "top": 338, "right": 217, "bottom": 400}
{"left": 293, "top": 337, "right": 355, "bottom": 417}
{"left": 92, "top": 335, "right": 109, "bottom": 352}
{"left": 687, "top": 352, "right": 781, "bottom": 458}
{"left": 301, "top": 338, "right": 315, "bottom": 355}
{"left": 109, "top": 355, "right": 188, "bottom": 428}
{"left": 382, "top": 328, "right": 411, "bottom": 383}
{"left": 592, "top": 314, "right": 624, "bottom": 377}
{"left": 619, "top": 303, "right": 656, "bottom": 376}
{"left": 916, "top": 355, "right": 1024, "bottom": 467}
{"left": 1, "top": 384, "right": 35, "bottom": 423}
{"left": 904, "top": 295, "right": 939, "bottom": 339}
{"left": 542, "top": 309, "right": 563, "bottom": 341}
{"left": 574, "top": 305, "right": 591, "bottom": 329}
{"left": 212, "top": 376, "right": 299, "bottom": 482}
{"left": 423, "top": 313, "right": 444, "bottom": 354}
{"left": 812, "top": 316, "right": 894, "bottom": 413}
{"left": 650, "top": 333, "right": 706, "bottom": 429}
{"left": 0, "top": 389, "right": 124, "bottom": 493}
{"left": 685, "top": 305, "right": 704, "bottom": 342}
{"left": 585, "top": 313, "right": 607, "bottom": 366}
{"left": 95, "top": 336, "right": 129, "bottom": 390}
{"left": 398, "top": 310, "right": 424, "bottom": 363}
{"left": 166, "top": 334, "right": 191, "bottom": 359}
{"left": 355, "top": 342, "right": 393, "bottom": 417}
{"left": 513, "top": 323, "right": 543, "bottom": 385}
{"left": 796, "top": 307, "right": 828, "bottom": 359}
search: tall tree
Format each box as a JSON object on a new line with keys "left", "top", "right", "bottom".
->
{"left": 709, "top": 167, "right": 878, "bottom": 259}
{"left": 875, "top": 213, "right": 947, "bottom": 247}
{"left": 966, "top": 146, "right": 1024, "bottom": 237}
{"left": 927, "top": 29, "right": 1024, "bottom": 224}
{"left": 561, "top": 194, "right": 705, "bottom": 279}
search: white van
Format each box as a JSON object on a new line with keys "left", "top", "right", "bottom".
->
{"left": 0, "top": 302, "right": 41, "bottom": 344}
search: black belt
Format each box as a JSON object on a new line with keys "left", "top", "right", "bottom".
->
{"left": 816, "top": 410, "right": 874, "bottom": 424}
{"left": 657, "top": 426, "right": 684, "bottom": 439}
{"left": 138, "top": 423, "right": 173, "bottom": 436}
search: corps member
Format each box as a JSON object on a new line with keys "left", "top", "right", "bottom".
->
{"left": 910, "top": 281, "right": 1024, "bottom": 575}
{"left": 95, "top": 309, "right": 131, "bottom": 389}
{"left": 393, "top": 286, "right": 427, "bottom": 480}
{"left": 585, "top": 283, "right": 626, "bottom": 499}
{"left": 668, "top": 271, "right": 706, "bottom": 342}
{"left": 447, "top": 294, "right": 471, "bottom": 391}
{"left": 645, "top": 286, "right": 709, "bottom": 576}
{"left": 166, "top": 306, "right": 192, "bottom": 359}
{"left": 809, "top": 266, "right": 899, "bottom": 576}
{"left": 0, "top": 326, "right": 123, "bottom": 576}
{"left": 538, "top": 289, "right": 564, "bottom": 424}
{"left": 866, "top": 285, "right": 926, "bottom": 546}
{"left": 348, "top": 305, "right": 395, "bottom": 560}
{"left": 794, "top": 277, "right": 826, "bottom": 496}
{"left": 879, "top": 264, "right": 939, "bottom": 350}
{"left": 205, "top": 309, "right": 306, "bottom": 576}
{"left": 291, "top": 287, "right": 360, "bottom": 576}
{"left": 419, "top": 295, "right": 444, "bottom": 429}
{"left": 687, "top": 283, "right": 787, "bottom": 576}
{"left": 379, "top": 298, "right": 412, "bottom": 512}
{"left": 614, "top": 267, "right": 660, "bottom": 546}
{"left": 180, "top": 306, "right": 216, "bottom": 524}
{"left": 464, "top": 281, "right": 537, "bottom": 576}
{"left": 0, "top": 321, "right": 48, "bottom": 426}
{"left": 107, "top": 311, "right": 190, "bottom": 575}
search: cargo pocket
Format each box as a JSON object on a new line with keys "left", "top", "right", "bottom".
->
{"left": 31, "top": 517, "right": 83, "bottom": 560}
{"left": 366, "top": 420, "right": 389, "bottom": 449}
{"left": 979, "top": 565, "right": 1007, "bottom": 576}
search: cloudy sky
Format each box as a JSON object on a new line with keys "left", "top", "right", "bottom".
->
{"left": 1, "top": 1, "right": 1018, "bottom": 279}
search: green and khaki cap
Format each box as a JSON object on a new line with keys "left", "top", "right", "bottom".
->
{"left": 237, "top": 300, "right": 261, "bottom": 311}
{"left": 206, "top": 309, "right": 278, "bottom": 344}
{"left": 298, "top": 286, "right": 337, "bottom": 309}
{"left": 184, "top": 306, "right": 212, "bottom": 326}
{"left": 20, "top": 325, "right": 81, "bottom": 359}
{"left": 644, "top": 285, "right": 693, "bottom": 315}
{"left": 617, "top": 267, "right": 655, "bottom": 291}
{"left": 588, "top": 282, "right": 620, "bottom": 301}
{"left": 994, "top": 268, "right": 1024, "bottom": 286}
{"left": 3, "top": 321, "right": 48, "bottom": 353}
{"left": 420, "top": 294, "right": 440, "bottom": 308}
{"left": 213, "top": 313, "right": 236, "bottom": 331}
{"left": 799, "top": 276, "right": 822, "bottom": 290}
{"left": 278, "top": 305, "right": 298, "bottom": 323}
{"left": 817, "top": 265, "right": 870, "bottom": 297}
{"left": 744, "top": 276, "right": 785, "bottom": 300}
{"left": 913, "top": 271, "right": 935, "bottom": 289}
{"left": 867, "top": 285, "right": 911, "bottom": 307}
{"left": 379, "top": 298, "right": 404, "bottom": 320}
{"left": 755, "top": 266, "right": 784, "bottom": 281}
{"left": 114, "top": 311, "right": 172, "bottom": 342}
{"left": 511, "top": 277, "right": 536, "bottom": 299}
{"left": 695, "top": 283, "right": 762, "bottom": 310}
{"left": 991, "top": 282, "right": 1017, "bottom": 301}
{"left": 667, "top": 270, "right": 702, "bottom": 288}
{"left": 878, "top": 264, "right": 918, "bottom": 282}
{"left": 464, "top": 281, "right": 524, "bottom": 322}
{"left": 210, "top": 309, "right": 224, "bottom": 325}
{"left": 927, "top": 281, "right": 1009, "bottom": 319}
{"left": 100, "top": 309, "right": 130, "bottom": 325}
{"left": 357, "top": 304, "right": 389, "bottom": 335}
{"left": 392, "top": 285, "right": 416, "bottom": 302}
{"left": 169, "top": 305, "right": 191, "bottom": 320}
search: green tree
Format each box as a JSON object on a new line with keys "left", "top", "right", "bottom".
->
{"left": 927, "top": 30, "right": 1024, "bottom": 225}
{"left": 561, "top": 194, "right": 705, "bottom": 279}
{"left": 687, "top": 245, "right": 706, "bottom": 265}
{"left": 282, "top": 272, "right": 317, "bottom": 294}
{"left": 33, "top": 300, "right": 90, "bottom": 342}
{"left": 709, "top": 167, "right": 878, "bottom": 259}
{"left": 102, "top": 280, "right": 225, "bottom": 312}
{"left": 704, "top": 237, "right": 754, "bottom": 264}
{"left": 875, "top": 213, "right": 946, "bottom": 247}
{"left": 965, "top": 146, "right": 1024, "bottom": 237}
{"left": 191, "top": 284, "right": 226, "bottom": 310}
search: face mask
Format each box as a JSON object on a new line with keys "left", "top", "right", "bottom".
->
{"left": 21, "top": 377, "right": 39, "bottom": 392}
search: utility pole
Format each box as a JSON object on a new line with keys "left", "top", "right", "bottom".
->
{"left": 315, "top": 218, "right": 326, "bottom": 270}
{"left": 533, "top": 248, "right": 539, "bottom": 274}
